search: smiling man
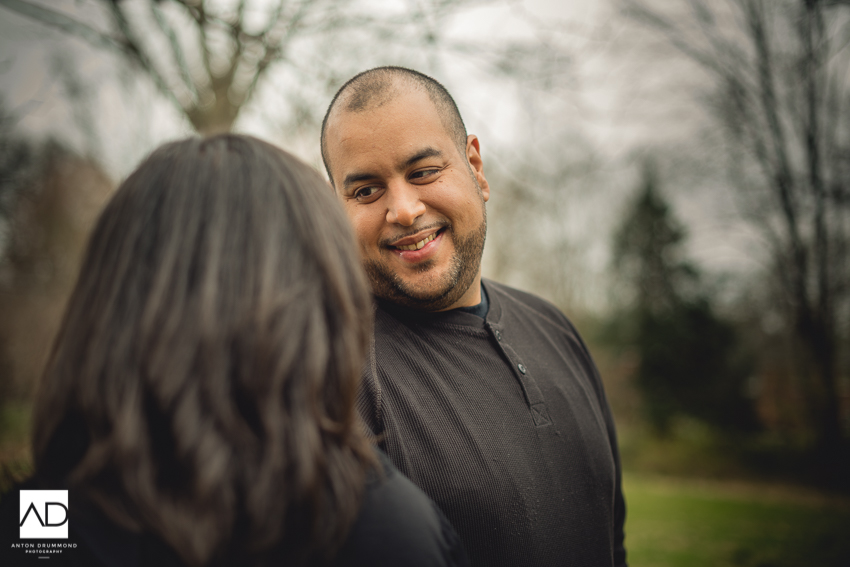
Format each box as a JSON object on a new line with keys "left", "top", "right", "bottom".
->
{"left": 321, "top": 67, "right": 627, "bottom": 567}
{"left": 323, "top": 71, "right": 488, "bottom": 313}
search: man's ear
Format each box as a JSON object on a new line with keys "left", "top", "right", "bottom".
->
{"left": 466, "top": 135, "right": 490, "bottom": 202}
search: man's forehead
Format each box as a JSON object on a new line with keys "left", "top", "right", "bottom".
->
{"left": 326, "top": 89, "right": 443, "bottom": 151}
{"left": 340, "top": 78, "right": 400, "bottom": 114}
{"left": 337, "top": 82, "right": 438, "bottom": 121}
{"left": 327, "top": 82, "right": 394, "bottom": 134}
{"left": 323, "top": 85, "right": 459, "bottom": 190}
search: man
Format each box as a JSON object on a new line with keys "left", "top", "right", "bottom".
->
{"left": 321, "top": 66, "right": 627, "bottom": 567}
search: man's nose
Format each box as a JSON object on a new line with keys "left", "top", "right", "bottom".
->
{"left": 385, "top": 183, "right": 426, "bottom": 226}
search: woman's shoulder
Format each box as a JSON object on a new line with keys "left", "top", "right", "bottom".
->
{"left": 332, "top": 450, "right": 469, "bottom": 567}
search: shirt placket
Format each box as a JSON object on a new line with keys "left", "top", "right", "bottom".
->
{"left": 485, "top": 322, "right": 552, "bottom": 427}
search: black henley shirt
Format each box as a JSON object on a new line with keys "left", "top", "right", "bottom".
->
{"left": 357, "top": 279, "right": 627, "bottom": 567}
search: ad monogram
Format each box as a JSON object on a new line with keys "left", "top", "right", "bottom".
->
{"left": 19, "top": 490, "right": 69, "bottom": 539}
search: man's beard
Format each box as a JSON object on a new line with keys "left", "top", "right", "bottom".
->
{"left": 363, "top": 211, "right": 487, "bottom": 312}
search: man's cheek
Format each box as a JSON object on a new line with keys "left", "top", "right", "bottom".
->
{"left": 358, "top": 239, "right": 372, "bottom": 258}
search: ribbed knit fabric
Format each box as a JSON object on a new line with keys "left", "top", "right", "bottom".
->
{"left": 357, "top": 279, "right": 627, "bottom": 567}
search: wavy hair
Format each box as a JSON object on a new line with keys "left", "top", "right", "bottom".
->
{"left": 31, "top": 135, "right": 377, "bottom": 565}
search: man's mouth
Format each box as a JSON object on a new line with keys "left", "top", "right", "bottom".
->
{"left": 396, "top": 232, "right": 438, "bottom": 251}
{"left": 388, "top": 227, "right": 445, "bottom": 251}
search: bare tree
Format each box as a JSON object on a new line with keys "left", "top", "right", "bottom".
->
{"left": 624, "top": 0, "right": 850, "bottom": 446}
{"left": 0, "top": 0, "right": 499, "bottom": 134}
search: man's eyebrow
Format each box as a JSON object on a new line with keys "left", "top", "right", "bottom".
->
{"left": 403, "top": 147, "right": 443, "bottom": 168}
{"left": 342, "top": 172, "right": 376, "bottom": 191}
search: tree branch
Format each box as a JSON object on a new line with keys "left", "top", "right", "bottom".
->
{"left": 800, "top": 0, "right": 832, "bottom": 333}
{"left": 151, "top": 0, "right": 199, "bottom": 102}
{"left": 104, "top": 1, "right": 186, "bottom": 113}
{"left": 172, "top": 0, "right": 213, "bottom": 87}
{"left": 0, "top": 0, "right": 186, "bottom": 113}
{"left": 744, "top": 0, "right": 810, "bottom": 308}
{"left": 0, "top": 0, "right": 118, "bottom": 50}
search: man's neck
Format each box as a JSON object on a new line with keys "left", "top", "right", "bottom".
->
{"left": 434, "top": 274, "right": 483, "bottom": 312}
{"left": 454, "top": 282, "right": 489, "bottom": 319}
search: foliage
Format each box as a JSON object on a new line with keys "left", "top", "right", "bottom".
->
{"left": 0, "top": 100, "right": 36, "bottom": 409}
{"left": 634, "top": 301, "right": 755, "bottom": 433}
{"left": 623, "top": 0, "right": 850, "bottom": 447}
{"left": 0, "top": 401, "right": 32, "bottom": 496}
{"left": 613, "top": 162, "right": 697, "bottom": 314}
{"left": 0, "top": 99, "right": 36, "bottom": 249}
{"left": 610, "top": 161, "right": 755, "bottom": 434}
{"left": 0, "top": 116, "right": 114, "bottom": 401}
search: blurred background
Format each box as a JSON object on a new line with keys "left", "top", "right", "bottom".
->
{"left": 0, "top": 0, "right": 848, "bottom": 565}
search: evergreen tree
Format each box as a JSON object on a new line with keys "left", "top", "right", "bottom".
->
{"left": 612, "top": 162, "right": 755, "bottom": 434}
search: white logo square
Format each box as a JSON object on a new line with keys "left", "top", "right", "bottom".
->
{"left": 19, "top": 490, "right": 69, "bottom": 539}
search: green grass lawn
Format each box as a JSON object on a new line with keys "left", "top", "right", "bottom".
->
{"left": 624, "top": 472, "right": 850, "bottom": 567}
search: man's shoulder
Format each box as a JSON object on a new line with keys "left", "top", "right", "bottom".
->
{"left": 484, "top": 279, "right": 556, "bottom": 311}
{"left": 484, "top": 279, "right": 575, "bottom": 330}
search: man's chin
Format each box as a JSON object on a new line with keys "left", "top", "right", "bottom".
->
{"left": 378, "top": 280, "right": 459, "bottom": 311}
{"left": 364, "top": 264, "right": 460, "bottom": 311}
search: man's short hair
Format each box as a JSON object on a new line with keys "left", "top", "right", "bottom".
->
{"left": 320, "top": 66, "right": 468, "bottom": 183}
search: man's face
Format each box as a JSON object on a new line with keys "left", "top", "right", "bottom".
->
{"left": 324, "top": 88, "right": 490, "bottom": 311}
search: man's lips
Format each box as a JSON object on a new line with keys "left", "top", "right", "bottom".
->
{"left": 395, "top": 231, "right": 438, "bottom": 251}
{"left": 384, "top": 227, "right": 445, "bottom": 262}
{"left": 386, "top": 227, "right": 444, "bottom": 250}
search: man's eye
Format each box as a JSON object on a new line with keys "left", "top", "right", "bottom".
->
{"left": 355, "top": 186, "right": 380, "bottom": 200}
{"left": 410, "top": 168, "right": 440, "bottom": 181}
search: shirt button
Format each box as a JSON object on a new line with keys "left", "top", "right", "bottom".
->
{"left": 495, "top": 330, "right": 502, "bottom": 341}
{"left": 517, "top": 363, "right": 527, "bottom": 374}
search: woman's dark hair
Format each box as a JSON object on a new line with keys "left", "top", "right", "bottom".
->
{"left": 31, "top": 134, "right": 377, "bottom": 565}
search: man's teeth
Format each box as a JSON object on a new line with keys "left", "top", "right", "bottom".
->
{"left": 397, "top": 232, "right": 437, "bottom": 251}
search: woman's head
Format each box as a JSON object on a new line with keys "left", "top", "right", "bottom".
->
{"left": 32, "top": 135, "right": 375, "bottom": 565}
